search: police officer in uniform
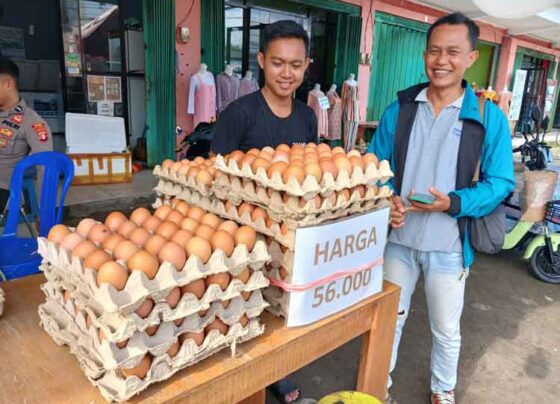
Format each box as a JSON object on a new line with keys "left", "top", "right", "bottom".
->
{"left": 0, "top": 56, "right": 53, "bottom": 212}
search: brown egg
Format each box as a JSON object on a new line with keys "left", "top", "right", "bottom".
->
{"left": 154, "top": 205, "right": 172, "bottom": 221}
{"left": 319, "top": 160, "right": 339, "bottom": 179}
{"left": 185, "top": 238, "right": 213, "bottom": 265}
{"left": 325, "top": 191, "right": 337, "bottom": 206}
{"left": 121, "top": 354, "right": 152, "bottom": 380}
{"left": 262, "top": 146, "right": 275, "bottom": 155}
{"left": 332, "top": 146, "right": 345, "bottom": 155}
{"left": 130, "top": 207, "right": 151, "bottom": 226}
{"left": 338, "top": 188, "right": 351, "bottom": 202}
{"left": 173, "top": 200, "right": 190, "bottom": 216}
{"left": 210, "top": 230, "right": 235, "bottom": 256}
{"left": 319, "top": 151, "right": 333, "bottom": 160}
{"left": 333, "top": 155, "right": 352, "bottom": 174}
{"left": 194, "top": 224, "right": 215, "bottom": 241}
{"left": 97, "top": 261, "right": 128, "bottom": 291}
{"left": 193, "top": 156, "right": 205, "bottom": 165}
{"left": 282, "top": 165, "right": 305, "bottom": 184}
{"left": 178, "top": 164, "right": 191, "bottom": 177}
{"left": 104, "top": 211, "right": 127, "bottom": 231}
{"left": 60, "top": 232, "right": 85, "bottom": 251}
{"left": 362, "top": 153, "right": 379, "bottom": 167}
{"left": 86, "top": 314, "right": 93, "bottom": 329}
{"left": 99, "top": 329, "right": 128, "bottom": 349}
{"left": 165, "top": 210, "right": 184, "bottom": 226}
{"left": 87, "top": 224, "right": 111, "bottom": 245}
{"left": 170, "top": 162, "right": 181, "bottom": 174}
{"left": 117, "top": 221, "right": 138, "bottom": 238}
{"left": 165, "top": 287, "right": 181, "bottom": 308}
{"left": 158, "top": 241, "right": 187, "bottom": 270}
{"left": 304, "top": 153, "right": 319, "bottom": 164}
{"left": 200, "top": 213, "right": 221, "bottom": 229}
{"left": 72, "top": 240, "right": 98, "bottom": 259}
{"left": 317, "top": 143, "right": 331, "bottom": 153}
{"left": 113, "top": 240, "right": 140, "bottom": 261}
{"left": 167, "top": 341, "right": 180, "bottom": 357}
{"left": 142, "top": 215, "right": 162, "bottom": 233}
{"left": 187, "top": 206, "right": 205, "bottom": 222}
{"left": 251, "top": 207, "right": 268, "bottom": 223}
{"left": 234, "top": 226, "right": 257, "bottom": 251}
{"left": 101, "top": 233, "right": 125, "bottom": 253}
{"left": 171, "top": 229, "right": 193, "bottom": 248}
{"left": 135, "top": 298, "right": 154, "bottom": 318}
{"left": 205, "top": 318, "right": 229, "bottom": 335}
{"left": 224, "top": 200, "right": 235, "bottom": 214}
{"left": 233, "top": 267, "right": 251, "bottom": 283}
{"left": 180, "top": 278, "right": 206, "bottom": 299}
{"left": 241, "top": 291, "right": 252, "bottom": 301}
{"left": 237, "top": 202, "right": 255, "bottom": 218}
{"left": 347, "top": 150, "right": 361, "bottom": 158}
{"left": 76, "top": 218, "right": 97, "bottom": 237}
{"left": 272, "top": 152, "right": 290, "bottom": 164}
{"left": 144, "top": 234, "right": 167, "bottom": 255}
{"left": 217, "top": 220, "right": 239, "bottom": 236}
{"left": 265, "top": 217, "right": 276, "bottom": 229}
{"left": 156, "top": 221, "right": 180, "bottom": 240}
{"left": 128, "top": 227, "right": 151, "bottom": 247}
{"left": 63, "top": 289, "right": 71, "bottom": 302}
{"left": 180, "top": 217, "right": 199, "bottom": 233}
{"left": 162, "top": 159, "right": 174, "bottom": 169}
{"left": 280, "top": 223, "right": 290, "bottom": 235}
{"left": 241, "top": 154, "right": 256, "bottom": 167}
{"left": 246, "top": 148, "right": 260, "bottom": 157}
{"left": 304, "top": 162, "right": 322, "bottom": 182}
{"left": 276, "top": 143, "right": 291, "bottom": 152}
{"left": 128, "top": 250, "right": 159, "bottom": 279}
{"left": 251, "top": 157, "right": 270, "bottom": 174}
{"left": 221, "top": 299, "right": 231, "bottom": 309}
{"left": 239, "top": 314, "right": 249, "bottom": 327}
{"left": 84, "top": 250, "right": 112, "bottom": 271}
{"left": 179, "top": 331, "right": 205, "bottom": 346}
{"left": 349, "top": 155, "right": 365, "bottom": 171}
{"left": 186, "top": 166, "right": 200, "bottom": 179}
{"left": 205, "top": 272, "right": 231, "bottom": 290}
{"left": 300, "top": 194, "right": 322, "bottom": 209}
{"left": 353, "top": 185, "right": 366, "bottom": 198}
{"left": 196, "top": 169, "right": 213, "bottom": 186}
{"left": 174, "top": 317, "right": 185, "bottom": 326}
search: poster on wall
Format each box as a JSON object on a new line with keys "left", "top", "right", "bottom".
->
{"left": 509, "top": 69, "right": 528, "bottom": 121}
{"left": 87, "top": 75, "right": 106, "bottom": 102}
{"left": 544, "top": 79, "right": 557, "bottom": 116}
{"left": 0, "top": 26, "right": 25, "bottom": 58}
{"left": 65, "top": 53, "right": 82, "bottom": 77}
{"left": 104, "top": 76, "right": 122, "bottom": 102}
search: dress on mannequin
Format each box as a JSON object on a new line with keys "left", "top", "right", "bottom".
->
{"left": 188, "top": 65, "right": 217, "bottom": 127}
{"left": 341, "top": 75, "right": 359, "bottom": 151}
{"left": 239, "top": 74, "right": 259, "bottom": 97}
{"left": 326, "top": 85, "right": 342, "bottom": 140}
{"left": 307, "top": 84, "right": 329, "bottom": 140}
{"left": 216, "top": 66, "right": 240, "bottom": 113}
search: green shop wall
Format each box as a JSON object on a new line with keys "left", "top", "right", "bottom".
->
{"left": 463, "top": 42, "right": 496, "bottom": 89}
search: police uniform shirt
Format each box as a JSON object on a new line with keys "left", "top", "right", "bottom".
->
{"left": 210, "top": 90, "right": 318, "bottom": 154}
{"left": 0, "top": 99, "right": 53, "bottom": 190}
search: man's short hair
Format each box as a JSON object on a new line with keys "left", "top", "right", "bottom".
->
{"left": 427, "top": 12, "right": 480, "bottom": 50}
{"left": 260, "top": 20, "right": 309, "bottom": 55}
{"left": 0, "top": 56, "right": 19, "bottom": 82}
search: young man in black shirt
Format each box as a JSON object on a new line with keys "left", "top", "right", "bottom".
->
{"left": 210, "top": 20, "right": 318, "bottom": 154}
{"left": 211, "top": 20, "right": 314, "bottom": 404}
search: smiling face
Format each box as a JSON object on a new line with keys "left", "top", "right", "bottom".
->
{"left": 257, "top": 37, "right": 309, "bottom": 99}
{"left": 424, "top": 23, "right": 478, "bottom": 91}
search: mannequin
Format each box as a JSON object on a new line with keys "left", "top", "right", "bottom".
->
{"left": 216, "top": 64, "right": 240, "bottom": 112}
{"left": 326, "top": 84, "right": 342, "bottom": 141}
{"left": 497, "top": 86, "right": 512, "bottom": 118}
{"left": 307, "top": 83, "right": 329, "bottom": 140}
{"left": 341, "top": 74, "right": 359, "bottom": 151}
{"left": 239, "top": 70, "right": 259, "bottom": 97}
{"left": 188, "top": 63, "right": 217, "bottom": 126}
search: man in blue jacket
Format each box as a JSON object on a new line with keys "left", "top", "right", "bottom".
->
{"left": 368, "top": 13, "right": 514, "bottom": 404}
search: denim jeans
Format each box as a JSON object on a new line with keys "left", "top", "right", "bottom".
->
{"left": 384, "top": 242, "right": 469, "bottom": 393}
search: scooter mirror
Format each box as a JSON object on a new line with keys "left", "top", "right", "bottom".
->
{"left": 531, "top": 106, "right": 542, "bottom": 127}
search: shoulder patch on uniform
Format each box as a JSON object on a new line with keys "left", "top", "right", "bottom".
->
{"left": 32, "top": 122, "right": 49, "bottom": 142}
{"left": 0, "top": 128, "right": 13, "bottom": 138}
{"left": 0, "top": 138, "right": 7, "bottom": 148}
{"left": 12, "top": 114, "right": 23, "bottom": 124}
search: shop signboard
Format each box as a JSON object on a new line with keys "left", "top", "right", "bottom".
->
{"left": 286, "top": 207, "right": 390, "bottom": 327}
{"left": 509, "top": 69, "right": 528, "bottom": 121}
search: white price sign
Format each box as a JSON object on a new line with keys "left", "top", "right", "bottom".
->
{"left": 286, "top": 207, "right": 390, "bottom": 327}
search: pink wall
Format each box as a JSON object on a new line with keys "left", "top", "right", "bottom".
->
{"left": 175, "top": 0, "right": 201, "bottom": 146}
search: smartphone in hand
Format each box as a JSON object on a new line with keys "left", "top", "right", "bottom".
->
{"left": 409, "top": 193, "right": 436, "bottom": 204}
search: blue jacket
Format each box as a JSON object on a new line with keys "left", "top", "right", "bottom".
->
{"left": 368, "top": 82, "right": 515, "bottom": 267}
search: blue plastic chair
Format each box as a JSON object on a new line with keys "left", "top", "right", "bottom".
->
{"left": 0, "top": 152, "right": 74, "bottom": 280}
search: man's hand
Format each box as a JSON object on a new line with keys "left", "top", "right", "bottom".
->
{"left": 390, "top": 196, "right": 407, "bottom": 229}
{"left": 408, "top": 187, "right": 451, "bottom": 213}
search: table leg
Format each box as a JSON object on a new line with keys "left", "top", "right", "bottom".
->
{"left": 356, "top": 287, "right": 400, "bottom": 401}
{"left": 237, "top": 389, "right": 265, "bottom": 404}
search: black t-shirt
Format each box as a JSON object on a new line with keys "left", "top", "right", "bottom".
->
{"left": 210, "top": 90, "right": 318, "bottom": 154}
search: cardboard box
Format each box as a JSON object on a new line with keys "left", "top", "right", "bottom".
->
{"left": 69, "top": 152, "right": 132, "bottom": 185}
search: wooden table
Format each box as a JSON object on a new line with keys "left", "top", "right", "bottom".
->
{"left": 0, "top": 275, "right": 399, "bottom": 404}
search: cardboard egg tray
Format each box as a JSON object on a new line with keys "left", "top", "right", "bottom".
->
{"left": 152, "top": 165, "right": 213, "bottom": 197}
{"left": 214, "top": 154, "right": 393, "bottom": 198}
{"left": 39, "top": 289, "right": 265, "bottom": 402}
{"left": 38, "top": 237, "right": 270, "bottom": 314}
{"left": 261, "top": 241, "right": 294, "bottom": 318}
{"left": 40, "top": 279, "right": 267, "bottom": 370}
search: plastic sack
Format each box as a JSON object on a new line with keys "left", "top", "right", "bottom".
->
{"left": 521, "top": 170, "right": 559, "bottom": 222}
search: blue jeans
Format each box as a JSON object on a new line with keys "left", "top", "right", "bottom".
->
{"left": 384, "top": 242, "right": 469, "bottom": 393}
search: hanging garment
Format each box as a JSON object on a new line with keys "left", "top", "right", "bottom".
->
{"left": 188, "top": 72, "right": 217, "bottom": 127}
{"left": 497, "top": 91, "right": 512, "bottom": 118}
{"left": 307, "top": 89, "right": 329, "bottom": 140}
{"left": 341, "top": 81, "right": 360, "bottom": 151}
{"left": 216, "top": 72, "right": 240, "bottom": 113}
{"left": 239, "top": 78, "right": 259, "bottom": 97}
{"left": 326, "top": 89, "right": 342, "bottom": 140}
